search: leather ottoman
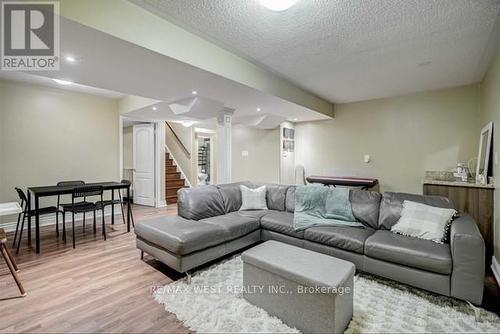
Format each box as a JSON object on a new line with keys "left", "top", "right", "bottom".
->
{"left": 242, "top": 241, "right": 355, "bottom": 333}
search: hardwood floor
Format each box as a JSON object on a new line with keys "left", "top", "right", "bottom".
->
{"left": 0, "top": 205, "right": 190, "bottom": 333}
{"left": 1, "top": 204, "right": 499, "bottom": 333}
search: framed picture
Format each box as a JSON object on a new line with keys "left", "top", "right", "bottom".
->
{"left": 283, "top": 127, "right": 294, "bottom": 139}
{"left": 476, "top": 121, "right": 493, "bottom": 184}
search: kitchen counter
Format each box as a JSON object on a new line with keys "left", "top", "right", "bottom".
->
{"left": 423, "top": 178, "right": 495, "bottom": 189}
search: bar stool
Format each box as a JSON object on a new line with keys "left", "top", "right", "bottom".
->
{"left": 0, "top": 228, "right": 27, "bottom": 296}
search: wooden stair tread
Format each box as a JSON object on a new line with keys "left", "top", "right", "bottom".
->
{"left": 164, "top": 151, "right": 188, "bottom": 204}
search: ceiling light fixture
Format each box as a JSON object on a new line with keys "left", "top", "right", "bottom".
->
{"left": 65, "top": 55, "right": 76, "bottom": 63}
{"left": 257, "top": 107, "right": 262, "bottom": 112}
{"left": 52, "top": 79, "right": 73, "bottom": 85}
{"left": 293, "top": 118, "right": 298, "bottom": 121}
{"left": 192, "top": 90, "right": 198, "bottom": 95}
{"left": 152, "top": 106, "right": 158, "bottom": 111}
{"left": 260, "top": 0, "right": 298, "bottom": 11}
{"left": 181, "top": 121, "right": 194, "bottom": 127}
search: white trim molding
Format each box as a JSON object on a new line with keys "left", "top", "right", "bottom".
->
{"left": 119, "top": 115, "right": 124, "bottom": 180}
{"left": 491, "top": 256, "right": 500, "bottom": 285}
{"left": 155, "top": 121, "right": 166, "bottom": 208}
{"left": 216, "top": 108, "right": 234, "bottom": 184}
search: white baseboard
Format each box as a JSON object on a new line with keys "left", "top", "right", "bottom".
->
{"left": 0, "top": 204, "right": 123, "bottom": 232}
{"left": 156, "top": 200, "right": 167, "bottom": 208}
{"left": 491, "top": 256, "right": 500, "bottom": 285}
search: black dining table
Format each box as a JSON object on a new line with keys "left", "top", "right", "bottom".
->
{"left": 27, "top": 181, "right": 132, "bottom": 254}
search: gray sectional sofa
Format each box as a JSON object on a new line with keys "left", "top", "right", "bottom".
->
{"left": 134, "top": 181, "right": 485, "bottom": 304}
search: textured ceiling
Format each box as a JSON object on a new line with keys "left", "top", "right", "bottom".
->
{"left": 131, "top": 0, "right": 500, "bottom": 103}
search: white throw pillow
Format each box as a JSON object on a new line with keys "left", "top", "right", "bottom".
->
{"left": 240, "top": 185, "right": 268, "bottom": 211}
{"left": 391, "top": 200, "right": 457, "bottom": 244}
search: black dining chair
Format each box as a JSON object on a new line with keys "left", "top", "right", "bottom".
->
{"left": 13, "top": 187, "right": 62, "bottom": 254}
{"left": 95, "top": 179, "right": 135, "bottom": 227}
{"left": 119, "top": 179, "right": 135, "bottom": 227}
{"left": 94, "top": 187, "right": 126, "bottom": 226}
{"left": 56, "top": 180, "right": 85, "bottom": 237}
{"left": 61, "top": 185, "right": 105, "bottom": 248}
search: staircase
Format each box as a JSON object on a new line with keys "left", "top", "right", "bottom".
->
{"left": 165, "top": 152, "right": 187, "bottom": 204}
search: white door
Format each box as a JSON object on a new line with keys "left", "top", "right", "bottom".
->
{"left": 133, "top": 124, "right": 155, "bottom": 206}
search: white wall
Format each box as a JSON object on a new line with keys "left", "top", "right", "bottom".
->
{"left": 231, "top": 125, "right": 280, "bottom": 184}
{"left": 0, "top": 79, "right": 120, "bottom": 224}
{"left": 295, "top": 84, "right": 481, "bottom": 194}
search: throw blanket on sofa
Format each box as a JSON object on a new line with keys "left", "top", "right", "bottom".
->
{"left": 293, "top": 185, "right": 364, "bottom": 231}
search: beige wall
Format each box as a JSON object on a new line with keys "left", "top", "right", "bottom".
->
{"left": 231, "top": 125, "right": 280, "bottom": 184}
{"left": 0, "top": 80, "right": 119, "bottom": 224}
{"left": 295, "top": 84, "right": 481, "bottom": 194}
{"left": 479, "top": 50, "right": 500, "bottom": 264}
{"left": 123, "top": 126, "right": 133, "bottom": 169}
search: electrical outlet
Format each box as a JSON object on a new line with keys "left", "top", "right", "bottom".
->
{"left": 364, "top": 154, "right": 371, "bottom": 163}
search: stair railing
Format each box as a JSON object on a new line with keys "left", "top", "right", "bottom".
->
{"left": 166, "top": 122, "right": 191, "bottom": 159}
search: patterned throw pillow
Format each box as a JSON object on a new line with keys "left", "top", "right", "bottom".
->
{"left": 391, "top": 200, "right": 457, "bottom": 244}
{"left": 239, "top": 185, "right": 268, "bottom": 211}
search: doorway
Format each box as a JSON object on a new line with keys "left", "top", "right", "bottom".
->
{"left": 120, "top": 117, "right": 164, "bottom": 207}
{"left": 133, "top": 124, "right": 155, "bottom": 206}
{"left": 196, "top": 133, "right": 215, "bottom": 185}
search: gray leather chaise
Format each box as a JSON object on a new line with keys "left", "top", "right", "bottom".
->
{"left": 134, "top": 181, "right": 485, "bottom": 304}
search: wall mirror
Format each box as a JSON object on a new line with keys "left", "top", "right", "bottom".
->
{"left": 476, "top": 121, "right": 493, "bottom": 184}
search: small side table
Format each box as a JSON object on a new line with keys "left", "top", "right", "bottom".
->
{"left": 0, "top": 202, "right": 26, "bottom": 297}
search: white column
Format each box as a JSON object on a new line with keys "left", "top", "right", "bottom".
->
{"left": 155, "top": 121, "right": 166, "bottom": 207}
{"left": 216, "top": 108, "right": 234, "bottom": 184}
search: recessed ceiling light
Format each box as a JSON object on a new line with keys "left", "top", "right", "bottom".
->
{"left": 257, "top": 107, "right": 262, "bottom": 112}
{"left": 181, "top": 121, "right": 194, "bottom": 127}
{"left": 192, "top": 90, "right": 198, "bottom": 95}
{"left": 293, "top": 118, "right": 298, "bottom": 121}
{"left": 52, "top": 79, "right": 73, "bottom": 85}
{"left": 152, "top": 106, "right": 158, "bottom": 111}
{"left": 260, "top": 0, "right": 298, "bottom": 11}
{"left": 65, "top": 55, "right": 76, "bottom": 63}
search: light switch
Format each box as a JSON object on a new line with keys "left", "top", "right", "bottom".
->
{"left": 242, "top": 150, "right": 249, "bottom": 157}
{"left": 364, "top": 154, "right": 371, "bottom": 163}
